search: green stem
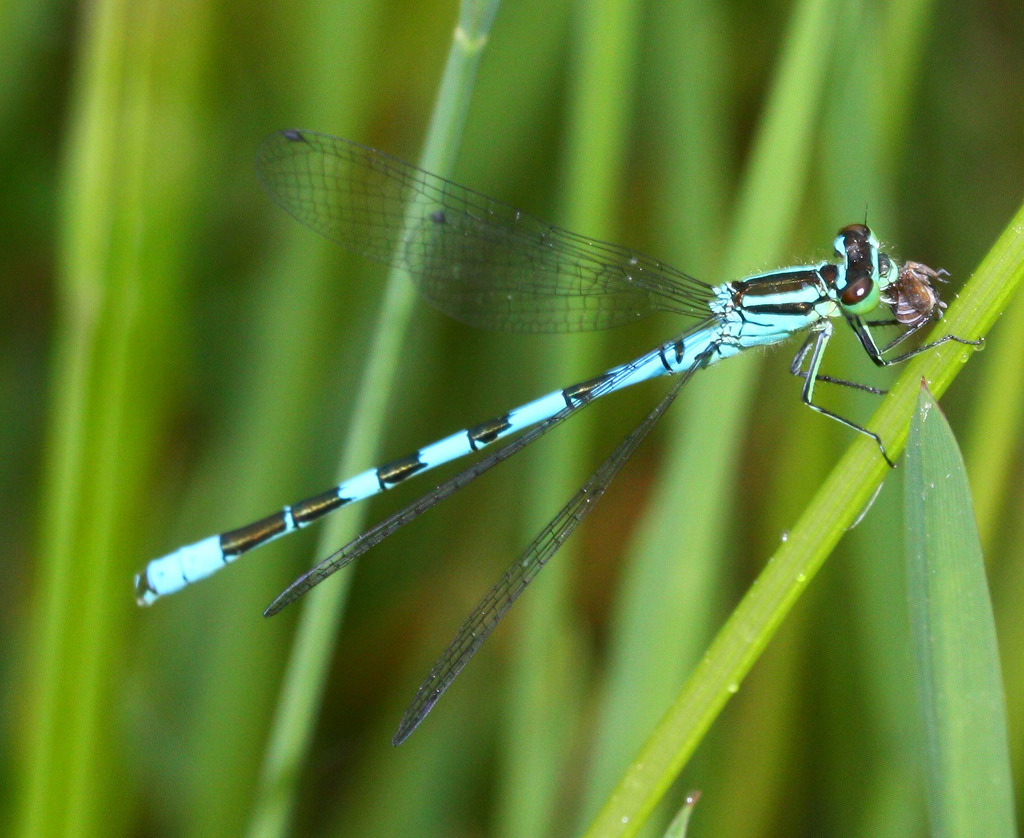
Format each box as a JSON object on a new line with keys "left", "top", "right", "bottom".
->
{"left": 245, "top": 3, "right": 501, "bottom": 836}
{"left": 583, "top": 201, "right": 1024, "bottom": 837}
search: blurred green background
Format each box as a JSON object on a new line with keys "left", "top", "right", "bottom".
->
{"left": 4, "top": 0, "right": 1024, "bottom": 835}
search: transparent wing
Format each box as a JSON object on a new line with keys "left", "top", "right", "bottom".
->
{"left": 255, "top": 129, "right": 714, "bottom": 333}
{"left": 393, "top": 363, "right": 696, "bottom": 744}
{"left": 263, "top": 392, "right": 584, "bottom": 617}
{"left": 263, "top": 343, "right": 680, "bottom": 617}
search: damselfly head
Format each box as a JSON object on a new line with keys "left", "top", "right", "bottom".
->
{"left": 834, "top": 223, "right": 875, "bottom": 263}
{"left": 834, "top": 224, "right": 884, "bottom": 316}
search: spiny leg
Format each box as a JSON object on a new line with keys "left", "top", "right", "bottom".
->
{"left": 849, "top": 315, "right": 983, "bottom": 367}
{"left": 796, "top": 323, "right": 895, "bottom": 467}
{"left": 789, "top": 332, "right": 887, "bottom": 395}
{"left": 873, "top": 332, "right": 983, "bottom": 365}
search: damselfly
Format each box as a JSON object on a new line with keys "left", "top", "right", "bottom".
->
{"left": 136, "top": 129, "right": 978, "bottom": 744}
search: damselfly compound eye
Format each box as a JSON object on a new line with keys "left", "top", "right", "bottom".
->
{"left": 841, "top": 274, "right": 880, "bottom": 315}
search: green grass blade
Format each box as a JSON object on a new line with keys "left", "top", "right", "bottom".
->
{"left": 662, "top": 791, "right": 701, "bottom": 838}
{"left": 578, "top": 1, "right": 844, "bottom": 829}
{"left": 496, "top": 0, "right": 643, "bottom": 835}
{"left": 960, "top": 279, "right": 1024, "bottom": 544}
{"left": 245, "top": 3, "right": 501, "bottom": 836}
{"left": 17, "top": 3, "right": 209, "bottom": 834}
{"left": 905, "top": 385, "right": 1016, "bottom": 836}
{"left": 11, "top": 2, "right": 1024, "bottom": 835}
{"left": 582, "top": 198, "right": 1024, "bottom": 837}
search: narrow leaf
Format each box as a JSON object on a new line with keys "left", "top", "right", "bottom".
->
{"left": 905, "top": 383, "right": 1016, "bottom": 836}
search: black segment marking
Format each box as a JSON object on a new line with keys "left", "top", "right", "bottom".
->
{"left": 737, "top": 270, "right": 827, "bottom": 317}
{"left": 672, "top": 338, "right": 685, "bottom": 364}
{"left": 745, "top": 301, "right": 815, "bottom": 316}
{"left": 659, "top": 338, "right": 687, "bottom": 371}
{"left": 732, "top": 268, "right": 822, "bottom": 304}
{"left": 377, "top": 454, "right": 427, "bottom": 488}
{"left": 658, "top": 345, "right": 673, "bottom": 372}
{"left": 563, "top": 372, "right": 614, "bottom": 407}
{"left": 291, "top": 490, "right": 351, "bottom": 526}
{"left": 468, "top": 415, "right": 512, "bottom": 449}
{"left": 221, "top": 512, "right": 289, "bottom": 556}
